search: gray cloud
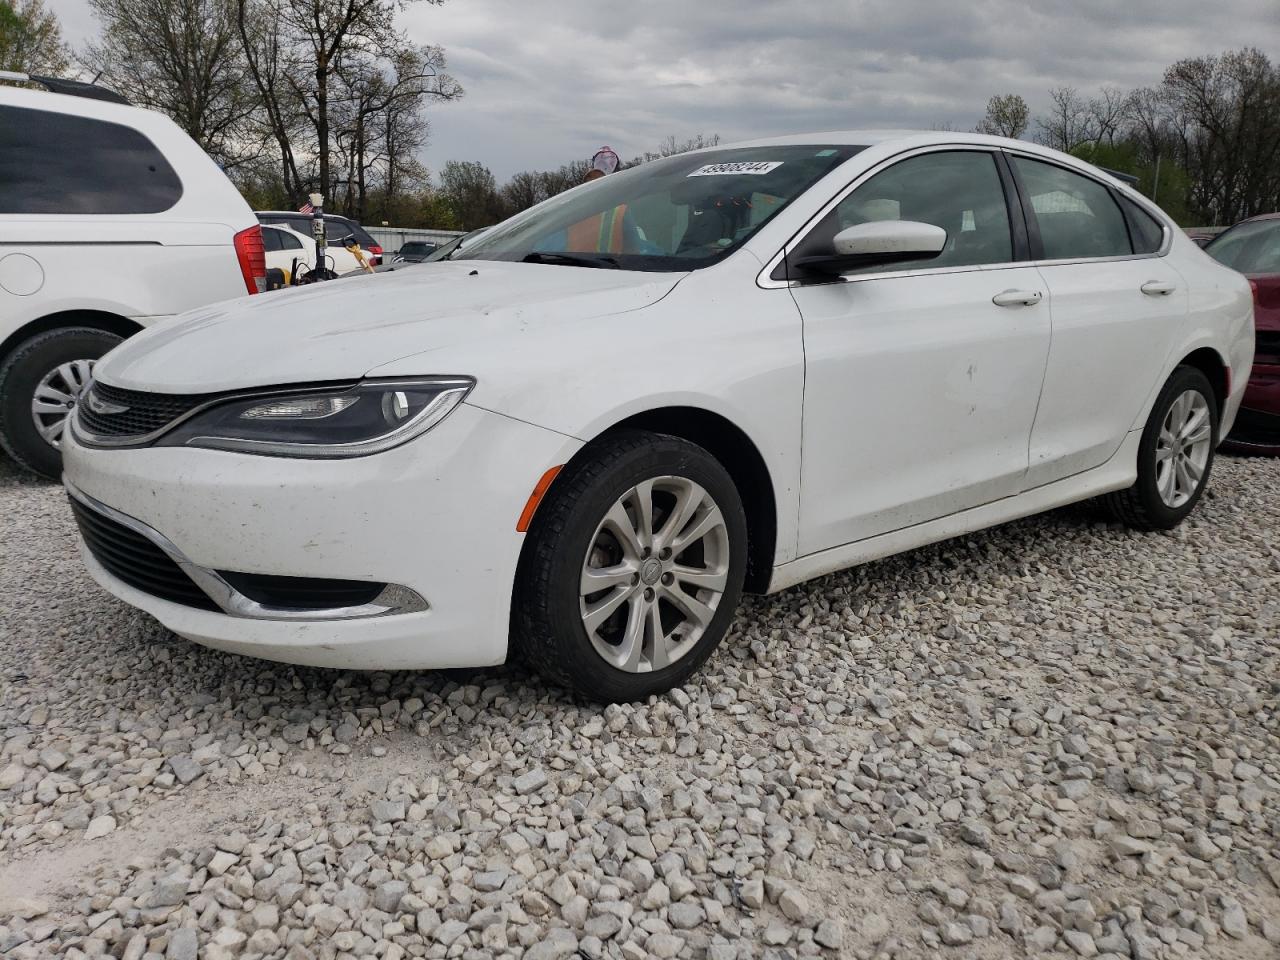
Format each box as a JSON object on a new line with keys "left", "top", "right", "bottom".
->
{"left": 40, "top": 0, "right": 1280, "bottom": 181}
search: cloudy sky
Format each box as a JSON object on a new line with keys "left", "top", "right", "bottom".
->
{"left": 46, "top": 0, "right": 1280, "bottom": 182}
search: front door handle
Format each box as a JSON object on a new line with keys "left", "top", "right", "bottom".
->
{"left": 992, "top": 289, "right": 1043, "bottom": 307}
{"left": 1141, "top": 280, "right": 1177, "bottom": 296}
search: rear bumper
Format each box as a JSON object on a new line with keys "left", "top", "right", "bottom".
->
{"left": 1223, "top": 361, "right": 1280, "bottom": 455}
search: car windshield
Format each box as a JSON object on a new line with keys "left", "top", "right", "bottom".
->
{"left": 425, "top": 228, "right": 486, "bottom": 262}
{"left": 455, "top": 145, "right": 863, "bottom": 272}
{"left": 400, "top": 242, "right": 432, "bottom": 255}
{"left": 1206, "top": 218, "right": 1280, "bottom": 275}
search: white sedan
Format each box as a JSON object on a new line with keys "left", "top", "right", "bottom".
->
{"left": 62, "top": 131, "right": 1254, "bottom": 701}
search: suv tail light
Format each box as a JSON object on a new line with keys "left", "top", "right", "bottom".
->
{"left": 366, "top": 243, "right": 383, "bottom": 266}
{"left": 233, "top": 225, "right": 267, "bottom": 294}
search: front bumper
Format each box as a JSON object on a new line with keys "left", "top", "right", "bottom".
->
{"left": 62, "top": 402, "right": 580, "bottom": 669}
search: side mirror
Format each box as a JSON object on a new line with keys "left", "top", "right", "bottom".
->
{"left": 794, "top": 220, "right": 947, "bottom": 275}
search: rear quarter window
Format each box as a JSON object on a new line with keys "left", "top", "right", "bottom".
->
{"left": 1122, "top": 198, "right": 1166, "bottom": 254}
{"left": 0, "top": 105, "right": 183, "bottom": 214}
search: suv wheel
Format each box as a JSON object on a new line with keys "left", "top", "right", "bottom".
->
{"left": 1102, "top": 365, "right": 1218, "bottom": 530}
{"left": 514, "top": 430, "right": 748, "bottom": 702}
{"left": 0, "top": 327, "right": 123, "bottom": 480}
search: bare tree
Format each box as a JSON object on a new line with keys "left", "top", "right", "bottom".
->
{"left": 236, "top": 3, "right": 307, "bottom": 200}
{"left": 974, "top": 93, "right": 1029, "bottom": 139}
{"left": 0, "top": 0, "right": 69, "bottom": 74}
{"left": 332, "top": 44, "right": 459, "bottom": 219}
{"left": 1123, "top": 86, "right": 1172, "bottom": 160}
{"left": 1086, "top": 86, "right": 1128, "bottom": 147}
{"left": 1161, "top": 47, "right": 1280, "bottom": 222}
{"left": 83, "top": 0, "right": 259, "bottom": 167}
{"left": 628, "top": 132, "right": 721, "bottom": 166}
{"left": 1036, "top": 86, "right": 1095, "bottom": 151}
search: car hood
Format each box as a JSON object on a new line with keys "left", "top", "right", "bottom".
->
{"left": 96, "top": 261, "right": 685, "bottom": 393}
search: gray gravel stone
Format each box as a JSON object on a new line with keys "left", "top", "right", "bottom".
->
{"left": 512, "top": 767, "right": 548, "bottom": 795}
{"left": 3, "top": 456, "right": 1279, "bottom": 960}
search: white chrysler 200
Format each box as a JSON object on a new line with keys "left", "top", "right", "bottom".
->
{"left": 63, "top": 132, "right": 1254, "bottom": 702}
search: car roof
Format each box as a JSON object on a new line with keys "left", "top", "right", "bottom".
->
{"left": 1, "top": 82, "right": 152, "bottom": 124}
{"left": 719, "top": 129, "right": 1097, "bottom": 161}
{"left": 1234, "top": 212, "right": 1280, "bottom": 224}
{"left": 257, "top": 210, "right": 356, "bottom": 222}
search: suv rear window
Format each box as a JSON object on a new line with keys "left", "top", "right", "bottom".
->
{"left": 0, "top": 105, "right": 184, "bottom": 214}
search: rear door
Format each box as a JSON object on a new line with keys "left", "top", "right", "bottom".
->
{"left": 786, "top": 148, "right": 1052, "bottom": 554}
{"left": 1008, "top": 155, "right": 1188, "bottom": 489}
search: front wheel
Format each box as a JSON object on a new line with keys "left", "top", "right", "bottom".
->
{"left": 513, "top": 430, "right": 748, "bottom": 702}
{"left": 1102, "top": 365, "right": 1218, "bottom": 530}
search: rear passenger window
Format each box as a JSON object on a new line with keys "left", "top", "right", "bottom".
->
{"left": 0, "top": 105, "right": 183, "bottom": 214}
{"left": 1122, "top": 198, "right": 1166, "bottom": 254}
{"left": 1013, "top": 157, "right": 1131, "bottom": 260}
{"left": 261, "top": 229, "right": 282, "bottom": 252}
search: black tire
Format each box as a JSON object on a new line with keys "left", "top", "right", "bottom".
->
{"left": 1101, "top": 365, "right": 1218, "bottom": 531}
{"left": 513, "top": 430, "right": 748, "bottom": 702}
{"left": 0, "top": 327, "right": 123, "bottom": 480}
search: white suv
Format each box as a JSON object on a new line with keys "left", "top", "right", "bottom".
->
{"left": 0, "top": 79, "right": 265, "bottom": 478}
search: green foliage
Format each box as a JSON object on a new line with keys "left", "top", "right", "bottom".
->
{"left": 975, "top": 94, "right": 1030, "bottom": 139}
{"left": 1070, "top": 131, "right": 1206, "bottom": 227}
{"left": 0, "top": 0, "right": 69, "bottom": 74}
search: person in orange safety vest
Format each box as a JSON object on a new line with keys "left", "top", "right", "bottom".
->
{"left": 562, "top": 146, "right": 635, "bottom": 254}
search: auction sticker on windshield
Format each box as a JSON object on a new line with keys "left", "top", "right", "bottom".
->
{"left": 688, "top": 161, "right": 783, "bottom": 176}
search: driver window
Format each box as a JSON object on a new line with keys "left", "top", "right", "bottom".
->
{"left": 804, "top": 151, "right": 1013, "bottom": 275}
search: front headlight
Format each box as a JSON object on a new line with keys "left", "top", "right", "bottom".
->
{"left": 158, "top": 377, "right": 473, "bottom": 457}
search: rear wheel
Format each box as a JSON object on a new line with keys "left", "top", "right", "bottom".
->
{"left": 1102, "top": 365, "right": 1217, "bottom": 530}
{"left": 513, "top": 431, "right": 748, "bottom": 702}
{"left": 0, "top": 327, "right": 123, "bottom": 480}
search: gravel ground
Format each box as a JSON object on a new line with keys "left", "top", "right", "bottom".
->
{"left": 1, "top": 451, "right": 1278, "bottom": 960}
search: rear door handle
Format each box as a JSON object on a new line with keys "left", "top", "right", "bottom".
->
{"left": 992, "top": 289, "right": 1043, "bottom": 307}
{"left": 1140, "top": 280, "right": 1177, "bottom": 296}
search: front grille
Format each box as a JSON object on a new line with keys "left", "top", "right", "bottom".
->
{"left": 218, "top": 571, "right": 385, "bottom": 610}
{"left": 78, "top": 382, "right": 214, "bottom": 440}
{"left": 69, "top": 497, "right": 219, "bottom": 611}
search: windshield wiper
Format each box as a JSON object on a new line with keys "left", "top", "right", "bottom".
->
{"left": 521, "top": 252, "right": 621, "bottom": 269}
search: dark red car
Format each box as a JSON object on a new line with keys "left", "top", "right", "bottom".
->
{"left": 1205, "top": 213, "right": 1280, "bottom": 454}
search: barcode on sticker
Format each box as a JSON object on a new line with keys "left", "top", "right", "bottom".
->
{"left": 688, "top": 161, "right": 783, "bottom": 177}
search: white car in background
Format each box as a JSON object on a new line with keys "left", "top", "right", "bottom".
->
{"left": 260, "top": 224, "right": 313, "bottom": 280}
{"left": 0, "top": 78, "right": 265, "bottom": 479}
{"left": 63, "top": 131, "right": 1254, "bottom": 702}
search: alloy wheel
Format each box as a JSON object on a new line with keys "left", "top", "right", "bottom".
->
{"left": 30, "top": 360, "right": 95, "bottom": 449}
{"left": 1155, "top": 388, "right": 1211, "bottom": 509}
{"left": 579, "top": 476, "right": 730, "bottom": 673}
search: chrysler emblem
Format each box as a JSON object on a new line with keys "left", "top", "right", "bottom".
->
{"left": 86, "top": 391, "right": 129, "bottom": 415}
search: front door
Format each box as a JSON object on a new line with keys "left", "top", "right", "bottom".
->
{"left": 786, "top": 149, "right": 1052, "bottom": 555}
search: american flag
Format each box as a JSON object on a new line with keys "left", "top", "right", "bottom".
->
{"left": 298, "top": 200, "right": 315, "bottom": 214}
